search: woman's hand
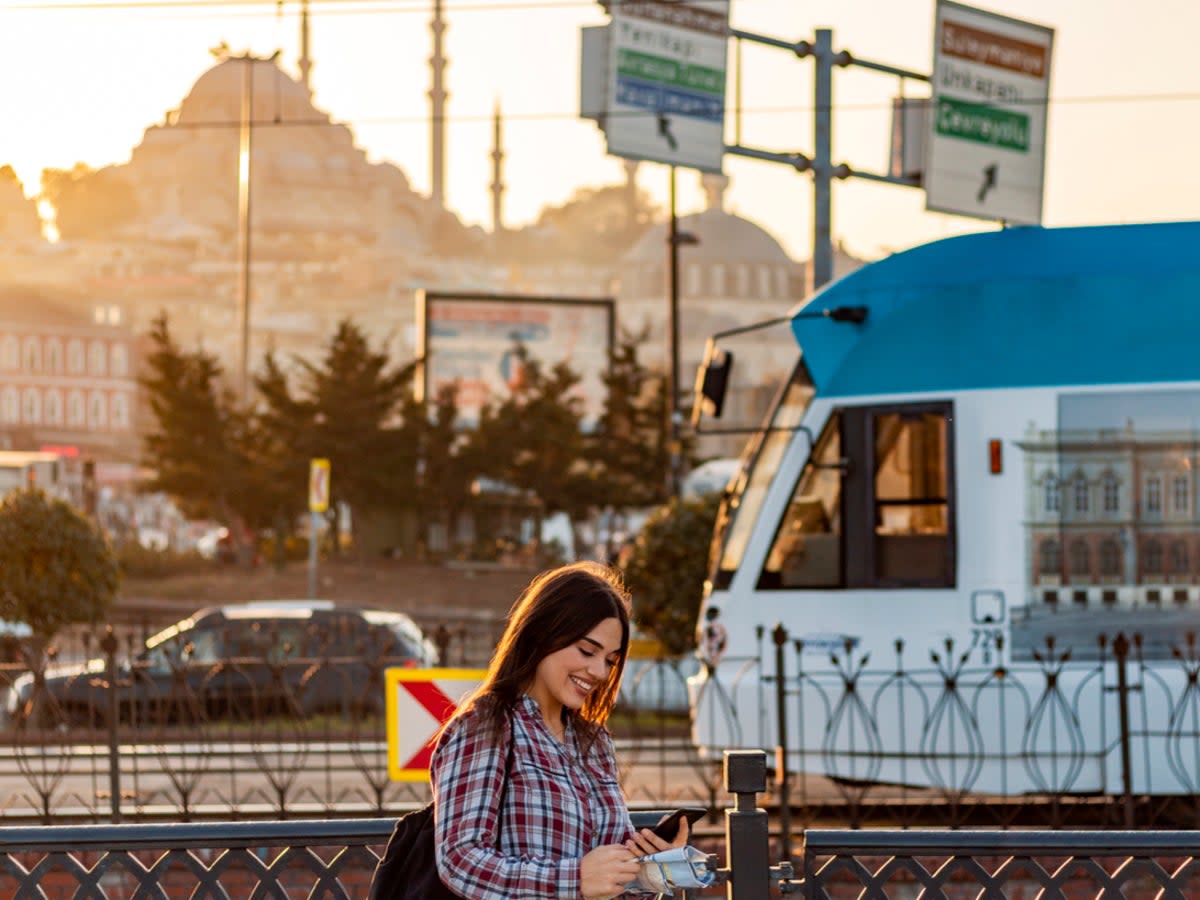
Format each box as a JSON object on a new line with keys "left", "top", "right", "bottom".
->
{"left": 580, "top": 844, "right": 641, "bottom": 899}
{"left": 624, "top": 818, "right": 689, "bottom": 859}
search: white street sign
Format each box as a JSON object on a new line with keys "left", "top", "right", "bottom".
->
{"left": 925, "top": 1, "right": 1053, "bottom": 224}
{"left": 602, "top": 0, "right": 729, "bottom": 173}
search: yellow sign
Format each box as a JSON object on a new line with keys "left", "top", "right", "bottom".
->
{"left": 308, "top": 458, "right": 330, "bottom": 513}
{"left": 386, "top": 667, "right": 485, "bottom": 782}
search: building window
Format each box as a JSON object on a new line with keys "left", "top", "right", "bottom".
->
{"left": 1144, "top": 539, "right": 1163, "bottom": 575}
{"left": 111, "top": 345, "right": 129, "bottom": 378}
{"left": 22, "top": 389, "right": 40, "bottom": 425}
{"left": 1172, "top": 476, "right": 1189, "bottom": 514}
{"left": 685, "top": 264, "right": 702, "bottom": 297}
{"left": 23, "top": 337, "right": 41, "bottom": 372}
{"left": 67, "top": 340, "right": 85, "bottom": 374}
{"left": 734, "top": 264, "right": 750, "bottom": 297}
{"left": 1, "top": 387, "right": 17, "bottom": 423}
{"left": 1100, "top": 539, "right": 1121, "bottom": 577}
{"left": 1069, "top": 540, "right": 1090, "bottom": 577}
{"left": 1073, "top": 474, "right": 1089, "bottom": 514}
{"left": 1102, "top": 473, "right": 1119, "bottom": 513}
{"left": 1, "top": 336, "right": 17, "bottom": 370}
{"left": 46, "top": 339, "right": 62, "bottom": 374}
{"left": 1044, "top": 475, "right": 1061, "bottom": 514}
{"left": 45, "top": 390, "right": 63, "bottom": 426}
{"left": 710, "top": 263, "right": 727, "bottom": 296}
{"left": 1040, "top": 539, "right": 1061, "bottom": 575}
{"left": 111, "top": 393, "right": 129, "bottom": 429}
{"left": 88, "top": 391, "right": 107, "bottom": 429}
{"left": 67, "top": 391, "right": 85, "bottom": 427}
{"left": 1146, "top": 477, "right": 1162, "bottom": 514}
{"left": 775, "top": 267, "right": 788, "bottom": 298}
{"left": 757, "top": 265, "right": 772, "bottom": 299}
{"left": 89, "top": 341, "right": 107, "bottom": 376}
{"left": 1170, "top": 541, "right": 1189, "bottom": 575}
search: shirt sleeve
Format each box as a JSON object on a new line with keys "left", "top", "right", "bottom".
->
{"left": 431, "top": 714, "right": 582, "bottom": 900}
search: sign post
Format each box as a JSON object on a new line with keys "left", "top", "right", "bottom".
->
{"left": 308, "top": 458, "right": 330, "bottom": 599}
{"left": 925, "top": 1, "right": 1054, "bottom": 224}
{"left": 386, "top": 668, "right": 486, "bottom": 781}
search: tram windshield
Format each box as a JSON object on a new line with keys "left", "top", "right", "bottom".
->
{"left": 711, "top": 359, "right": 815, "bottom": 586}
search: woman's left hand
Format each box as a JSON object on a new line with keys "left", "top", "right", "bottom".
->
{"left": 624, "top": 818, "right": 689, "bottom": 859}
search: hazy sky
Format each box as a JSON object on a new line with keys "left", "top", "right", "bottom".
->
{"left": 1, "top": 0, "right": 1197, "bottom": 260}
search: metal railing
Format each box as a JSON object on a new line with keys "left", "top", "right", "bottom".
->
{"left": 0, "top": 811, "right": 694, "bottom": 898}
{"left": 0, "top": 619, "right": 713, "bottom": 823}
{"left": 694, "top": 624, "right": 1200, "bottom": 829}
{"left": 4, "top": 752, "right": 1199, "bottom": 898}
{"left": 718, "top": 750, "right": 1200, "bottom": 900}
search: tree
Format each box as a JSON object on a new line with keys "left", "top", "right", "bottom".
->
{"left": 289, "top": 321, "right": 418, "bottom": 553}
{"left": 590, "top": 330, "right": 672, "bottom": 510}
{"left": 0, "top": 488, "right": 119, "bottom": 642}
{"left": 139, "top": 315, "right": 269, "bottom": 554}
{"left": 408, "top": 382, "right": 476, "bottom": 551}
{"left": 466, "top": 346, "right": 599, "bottom": 542}
{"left": 620, "top": 492, "right": 721, "bottom": 657}
{"left": 40, "top": 162, "right": 139, "bottom": 240}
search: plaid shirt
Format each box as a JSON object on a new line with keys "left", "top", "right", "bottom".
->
{"left": 431, "top": 694, "right": 633, "bottom": 900}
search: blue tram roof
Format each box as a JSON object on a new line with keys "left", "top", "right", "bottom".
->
{"left": 791, "top": 220, "right": 1200, "bottom": 397}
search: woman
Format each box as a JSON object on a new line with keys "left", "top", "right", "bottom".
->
{"left": 430, "top": 561, "right": 689, "bottom": 900}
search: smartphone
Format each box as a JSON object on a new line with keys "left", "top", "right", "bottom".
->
{"left": 649, "top": 807, "right": 706, "bottom": 841}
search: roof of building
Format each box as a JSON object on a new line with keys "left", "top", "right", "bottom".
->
{"left": 624, "top": 207, "right": 796, "bottom": 267}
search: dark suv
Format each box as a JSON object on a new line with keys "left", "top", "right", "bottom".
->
{"left": 3, "top": 600, "right": 438, "bottom": 727}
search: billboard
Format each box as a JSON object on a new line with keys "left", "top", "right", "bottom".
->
{"left": 925, "top": 1, "right": 1053, "bottom": 224}
{"left": 416, "top": 292, "right": 614, "bottom": 430}
{"left": 600, "top": 0, "right": 730, "bottom": 173}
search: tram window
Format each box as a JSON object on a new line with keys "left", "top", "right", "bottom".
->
{"left": 759, "top": 414, "right": 843, "bottom": 589}
{"left": 872, "top": 411, "right": 952, "bottom": 585}
{"left": 715, "top": 361, "right": 816, "bottom": 584}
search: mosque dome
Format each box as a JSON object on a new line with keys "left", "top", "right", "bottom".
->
{"left": 175, "top": 55, "right": 315, "bottom": 126}
{"left": 624, "top": 206, "right": 795, "bottom": 268}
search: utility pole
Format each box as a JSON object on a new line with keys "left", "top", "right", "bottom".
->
{"left": 665, "top": 166, "right": 680, "bottom": 498}
{"left": 665, "top": 166, "right": 697, "bottom": 497}
{"left": 237, "top": 54, "right": 255, "bottom": 403}
{"left": 812, "top": 29, "right": 834, "bottom": 291}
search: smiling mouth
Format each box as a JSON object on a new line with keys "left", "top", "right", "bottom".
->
{"left": 570, "top": 676, "right": 593, "bottom": 694}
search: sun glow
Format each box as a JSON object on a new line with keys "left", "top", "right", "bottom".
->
{"left": 36, "top": 199, "right": 60, "bottom": 244}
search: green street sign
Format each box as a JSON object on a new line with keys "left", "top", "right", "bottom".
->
{"left": 935, "top": 96, "right": 1030, "bottom": 152}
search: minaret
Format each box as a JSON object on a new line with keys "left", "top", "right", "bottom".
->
{"left": 298, "top": 0, "right": 313, "bottom": 96}
{"left": 429, "top": 0, "right": 448, "bottom": 208}
{"left": 623, "top": 158, "right": 640, "bottom": 226}
{"left": 490, "top": 99, "right": 505, "bottom": 234}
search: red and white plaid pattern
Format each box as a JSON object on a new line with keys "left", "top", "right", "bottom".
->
{"left": 431, "top": 694, "right": 633, "bottom": 900}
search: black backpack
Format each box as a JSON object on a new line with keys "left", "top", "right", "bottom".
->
{"left": 368, "top": 722, "right": 515, "bottom": 900}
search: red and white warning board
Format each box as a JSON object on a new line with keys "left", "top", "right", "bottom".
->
{"left": 386, "top": 667, "right": 485, "bottom": 782}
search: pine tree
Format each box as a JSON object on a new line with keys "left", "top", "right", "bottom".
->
{"left": 139, "top": 315, "right": 264, "bottom": 547}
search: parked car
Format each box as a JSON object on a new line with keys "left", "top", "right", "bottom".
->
{"left": 1, "top": 600, "right": 439, "bottom": 727}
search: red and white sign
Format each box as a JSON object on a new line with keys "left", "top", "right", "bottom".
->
{"left": 386, "top": 668, "right": 485, "bottom": 782}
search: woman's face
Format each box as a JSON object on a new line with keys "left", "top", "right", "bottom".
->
{"left": 528, "top": 616, "right": 623, "bottom": 718}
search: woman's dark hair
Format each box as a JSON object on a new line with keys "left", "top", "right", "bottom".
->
{"left": 446, "top": 561, "right": 632, "bottom": 755}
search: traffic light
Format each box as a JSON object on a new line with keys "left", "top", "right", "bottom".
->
{"left": 692, "top": 346, "right": 733, "bottom": 424}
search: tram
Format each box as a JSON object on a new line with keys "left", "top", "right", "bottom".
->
{"left": 688, "top": 221, "right": 1200, "bottom": 796}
